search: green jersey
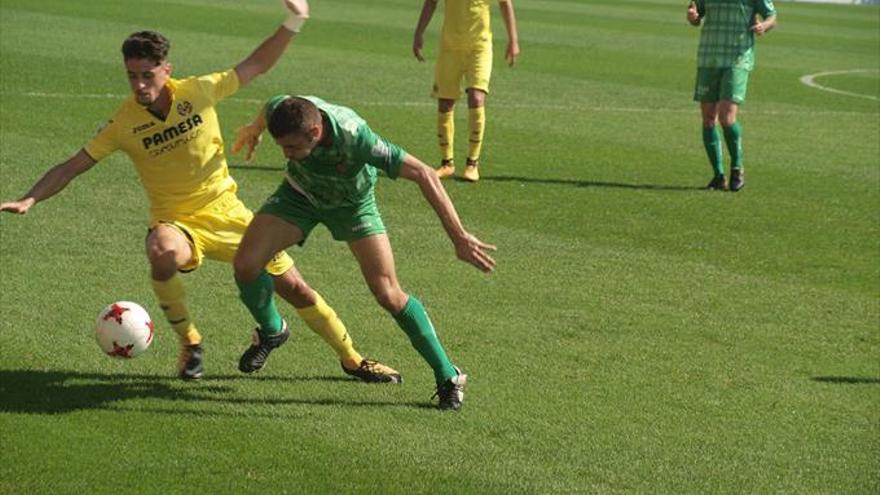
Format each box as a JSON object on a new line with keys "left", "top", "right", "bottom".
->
{"left": 695, "top": 0, "right": 776, "bottom": 71}
{"left": 265, "top": 95, "right": 406, "bottom": 209}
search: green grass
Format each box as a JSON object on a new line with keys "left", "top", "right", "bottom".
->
{"left": 1, "top": 0, "right": 878, "bottom": 493}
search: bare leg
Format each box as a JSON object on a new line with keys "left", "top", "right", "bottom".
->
{"left": 145, "top": 224, "right": 202, "bottom": 378}
{"left": 233, "top": 213, "right": 303, "bottom": 334}
{"left": 348, "top": 234, "right": 457, "bottom": 384}
{"left": 145, "top": 224, "right": 192, "bottom": 281}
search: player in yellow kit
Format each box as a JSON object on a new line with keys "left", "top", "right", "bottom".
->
{"left": 413, "top": 0, "right": 519, "bottom": 182}
{"left": 0, "top": 0, "right": 401, "bottom": 384}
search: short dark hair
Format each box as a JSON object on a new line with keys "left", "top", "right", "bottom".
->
{"left": 122, "top": 31, "right": 170, "bottom": 64}
{"left": 267, "top": 97, "right": 322, "bottom": 139}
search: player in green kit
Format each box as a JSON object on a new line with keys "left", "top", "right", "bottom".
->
{"left": 231, "top": 95, "right": 497, "bottom": 410}
{"left": 687, "top": 0, "right": 777, "bottom": 191}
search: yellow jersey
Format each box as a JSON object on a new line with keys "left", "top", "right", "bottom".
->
{"left": 441, "top": 0, "right": 497, "bottom": 50}
{"left": 85, "top": 70, "right": 240, "bottom": 220}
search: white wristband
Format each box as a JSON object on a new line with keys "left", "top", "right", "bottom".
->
{"left": 282, "top": 12, "right": 307, "bottom": 33}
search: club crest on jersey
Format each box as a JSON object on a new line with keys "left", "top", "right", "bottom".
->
{"left": 177, "top": 101, "right": 193, "bottom": 116}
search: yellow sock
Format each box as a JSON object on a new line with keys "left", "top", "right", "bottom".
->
{"left": 151, "top": 275, "right": 201, "bottom": 346}
{"left": 297, "top": 291, "right": 363, "bottom": 368}
{"left": 438, "top": 110, "right": 454, "bottom": 163}
{"left": 467, "top": 106, "right": 486, "bottom": 163}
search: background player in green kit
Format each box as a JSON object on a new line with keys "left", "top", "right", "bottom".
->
{"left": 687, "top": 0, "right": 777, "bottom": 191}
{"left": 231, "top": 95, "right": 497, "bottom": 410}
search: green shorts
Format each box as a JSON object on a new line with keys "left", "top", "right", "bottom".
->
{"left": 258, "top": 181, "right": 386, "bottom": 243}
{"left": 694, "top": 67, "right": 750, "bottom": 105}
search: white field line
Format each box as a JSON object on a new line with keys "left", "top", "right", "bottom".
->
{"left": 799, "top": 69, "right": 880, "bottom": 101}
{"left": 13, "top": 90, "right": 879, "bottom": 116}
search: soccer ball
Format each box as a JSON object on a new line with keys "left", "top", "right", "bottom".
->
{"left": 95, "top": 301, "right": 154, "bottom": 358}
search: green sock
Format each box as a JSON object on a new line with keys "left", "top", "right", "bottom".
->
{"left": 393, "top": 296, "right": 457, "bottom": 383}
{"left": 722, "top": 121, "right": 743, "bottom": 170}
{"left": 702, "top": 126, "right": 724, "bottom": 177}
{"left": 236, "top": 271, "right": 283, "bottom": 335}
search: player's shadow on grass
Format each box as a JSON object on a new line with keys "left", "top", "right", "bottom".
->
{"left": 476, "top": 175, "right": 701, "bottom": 191}
{"left": 810, "top": 376, "right": 880, "bottom": 385}
{"left": 229, "top": 163, "right": 283, "bottom": 173}
{"left": 227, "top": 165, "right": 701, "bottom": 191}
{"left": 0, "top": 369, "right": 184, "bottom": 415}
{"left": 0, "top": 369, "right": 432, "bottom": 415}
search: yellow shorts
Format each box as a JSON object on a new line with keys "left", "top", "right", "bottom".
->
{"left": 150, "top": 192, "right": 293, "bottom": 275}
{"left": 432, "top": 43, "right": 493, "bottom": 100}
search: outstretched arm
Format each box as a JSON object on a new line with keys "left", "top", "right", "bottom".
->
{"left": 412, "top": 0, "right": 438, "bottom": 62}
{"left": 231, "top": 105, "right": 269, "bottom": 161}
{"left": 398, "top": 154, "right": 497, "bottom": 272}
{"left": 235, "top": 0, "right": 310, "bottom": 87}
{"left": 499, "top": 0, "right": 520, "bottom": 66}
{"left": 0, "top": 149, "right": 98, "bottom": 215}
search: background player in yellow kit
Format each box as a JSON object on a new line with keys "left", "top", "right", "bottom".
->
{"left": 412, "top": 0, "right": 520, "bottom": 182}
{"left": 0, "top": 0, "right": 401, "bottom": 384}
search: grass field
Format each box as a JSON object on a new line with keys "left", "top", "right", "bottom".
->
{"left": 1, "top": 0, "right": 878, "bottom": 493}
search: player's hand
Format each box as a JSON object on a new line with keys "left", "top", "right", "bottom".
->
{"left": 280, "top": 0, "right": 309, "bottom": 32}
{"left": 454, "top": 232, "right": 497, "bottom": 273}
{"left": 232, "top": 123, "right": 263, "bottom": 161}
{"left": 687, "top": 1, "right": 700, "bottom": 25}
{"left": 751, "top": 19, "right": 766, "bottom": 35}
{"left": 506, "top": 40, "right": 520, "bottom": 67}
{"left": 413, "top": 34, "right": 425, "bottom": 62}
{"left": 0, "top": 198, "right": 36, "bottom": 215}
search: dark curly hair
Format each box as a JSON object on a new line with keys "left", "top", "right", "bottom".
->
{"left": 121, "top": 31, "right": 170, "bottom": 64}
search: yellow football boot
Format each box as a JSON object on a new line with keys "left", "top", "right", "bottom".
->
{"left": 342, "top": 358, "right": 402, "bottom": 383}
{"left": 435, "top": 159, "right": 455, "bottom": 179}
{"left": 462, "top": 159, "right": 480, "bottom": 182}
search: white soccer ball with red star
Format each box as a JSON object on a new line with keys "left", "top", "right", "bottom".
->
{"left": 95, "top": 301, "right": 154, "bottom": 358}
